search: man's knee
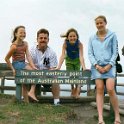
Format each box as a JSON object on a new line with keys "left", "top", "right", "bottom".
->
{"left": 52, "top": 84, "right": 60, "bottom": 88}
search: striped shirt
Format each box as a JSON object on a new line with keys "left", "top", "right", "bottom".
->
{"left": 12, "top": 42, "right": 26, "bottom": 62}
{"left": 30, "top": 46, "right": 58, "bottom": 70}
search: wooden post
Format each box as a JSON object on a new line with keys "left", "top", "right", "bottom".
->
{"left": 87, "top": 83, "right": 91, "bottom": 96}
{"left": 16, "top": 84, "right": 22, "bottom": 102}
{"left": 1, "top": 77, "right": 5, "bottom": 93}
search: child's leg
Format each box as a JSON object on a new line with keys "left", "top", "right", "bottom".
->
{"left": 106, "top": 78, "right": 121, "bottom": 123}
{"left": 71, "top": 84, "right": 75, "bottom": 97}
{"left": 22, "top": 84, "right": 29, "bottom": 103}
{"left": 74, "top": 84, "right": 81, "bottom": 98}
{"left": 28, "top": 85, "right": 39, "bottom": 101}
{"left": 25, "top": 64, "right": 38, "bottom": 101}
{"left": 73, "top": 61, "right": 81, "bottom": 98}
{"left": 66, "top": 62, "right": 75, "bottom": 97}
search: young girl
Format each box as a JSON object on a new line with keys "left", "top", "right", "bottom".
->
{"left": 5, "top": 25, "right": 38, "bottom": 103}
{"left": 57, "top": 28, "right": 86, "bottom": 98}
{"left": 88, "top": 15, "right": 121, "bottom": 124}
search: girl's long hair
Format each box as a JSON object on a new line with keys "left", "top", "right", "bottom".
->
{"left": 11, "top": 25, "right": 25, "bottom": 43}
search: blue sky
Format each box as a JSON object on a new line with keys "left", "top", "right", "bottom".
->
{"left": 0, "top": 0, "right": 124, "bottom": 70}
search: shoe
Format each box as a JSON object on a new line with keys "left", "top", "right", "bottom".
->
{"left": 54, "top": 102, "right": 60, "bottom": 106}
{"left": 114, "top": 121, "right": 121, "bottom": 124}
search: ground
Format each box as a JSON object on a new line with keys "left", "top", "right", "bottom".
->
{"left": 0, "top": 94, "right": 124, "bottom": 124}
{"left": 66, "top": 103, "right": 124, "bottom": 124}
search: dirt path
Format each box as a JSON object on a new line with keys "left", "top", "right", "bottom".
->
{"left": 66, "top": 103, "right": 124, "bottom": 124}
{"left": 66, "top": 103, "right": 99, "bottom": 124}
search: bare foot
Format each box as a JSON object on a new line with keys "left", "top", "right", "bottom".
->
{"left": 74, "top": 87, "right": 81, "bottom": 99}
{"left": 98, "top": 121, "right": 105, "bottom": 124}
{"left": 114, "top": 120, "right": 121, "bottom": 124}
{"left": 28, "top": 92, "right": 39, "bottom": 102}
{"left": 71, "top": 88, "right": 75, "bottom": 97}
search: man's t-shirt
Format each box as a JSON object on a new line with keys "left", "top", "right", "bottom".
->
{"left": 30, "top": 46, "right": 58, "bottom": 70}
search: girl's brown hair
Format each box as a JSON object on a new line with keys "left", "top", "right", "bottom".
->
{"left": 95, "top": 15, "right": 107, "bottom": 24}
{"left": 12, "top": 25, "right": 25, "bottom": 43}
{"left": 60, "top": 28, "right": 79, "bottom": 40}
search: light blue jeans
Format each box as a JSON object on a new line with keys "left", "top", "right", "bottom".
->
{"left": 12, "top": 61, "right": 26, "bottom": 70}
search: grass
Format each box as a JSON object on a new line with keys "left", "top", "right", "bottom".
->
{"left": 0, "top": 94, "right": 73, "bottom": 124}
{"left": 0, "top": 94, "right": 120, "bottom": 124}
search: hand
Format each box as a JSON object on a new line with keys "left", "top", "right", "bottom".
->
{"left": 33, "top": 66, "right": 38, "bottom": 70}
{"left": 96, "top": 65, "right": 106, "bottom": 74}
{"left": 55, "top": 67, "right": 60, "bottom": 70}
{"left": 83, "top": 67, "right": 86, "bottom": 71}
{"left": 104, "top": 64, "right": 112, "bottom": 72}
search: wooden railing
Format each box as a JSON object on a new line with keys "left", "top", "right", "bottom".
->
{"left": 0, "top": 63, "right": 124, "bottom": 99}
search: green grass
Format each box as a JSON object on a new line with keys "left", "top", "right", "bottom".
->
{"left": 0, "top": 94, "right": 119, "bottom": 124}
{"left": 0, "top": 94, "right": 72, "bottom": 124}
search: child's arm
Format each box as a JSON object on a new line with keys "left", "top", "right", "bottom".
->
{"left": 25, "top": 41, "right": 37, "bottom": 69}
{"left": 5, "top": 45, "right": 16, "bottom": 75}
{"left": 57, "top": 42, "right": 66, "bottom": 70}
{"left": 79, "top": 42, "right": 86, "bottom": 70}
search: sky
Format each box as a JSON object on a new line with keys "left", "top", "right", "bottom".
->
{"left": 0, "top": 0, "right": 124, "bottom": 70}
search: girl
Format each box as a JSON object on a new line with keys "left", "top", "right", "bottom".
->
{"left": 88, "top": 15, "right": 121, "bottom": 124}
{"left": 5, "top": 25, "right": 38, "bottom": 103}
{"left": 57, "top": 28, "right": 86, "bottom": 98}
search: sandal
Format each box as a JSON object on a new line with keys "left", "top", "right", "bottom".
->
{"left": 114, "top": 121, "right": 121, "bottom": 124}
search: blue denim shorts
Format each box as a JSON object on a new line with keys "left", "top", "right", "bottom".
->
{"left": 12, "top": 61, "right": 26, "bottom": 70}
{"left": 91, "top": 65, "right": 116, "bottom": 80}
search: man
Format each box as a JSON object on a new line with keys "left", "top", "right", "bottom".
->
{"left": 29, "top": 28, "right": 60, "bottom": 105}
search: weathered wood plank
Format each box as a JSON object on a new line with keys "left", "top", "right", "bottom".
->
{"left": 117, "top": 73, "right": 124, "bottom": 77}
{"left": 0, "top": 86, "right": 15, "bottom": 90}
{"left": 116, "top": 92, "right": 124, "bottom": 95}
{"left": 0, "top": 63, "right": 11, "bottom": 70}
{"left": 117, "top": 83, "right": 124, "bottom": 86}
{"left": 0, "top": 70, "right": 13, "bottom": 77}
{"left": 90, "top": 102, "right": 124, "bottom": 115}
{"left": 37, "top": 96, "right": 109, "bottom": 104}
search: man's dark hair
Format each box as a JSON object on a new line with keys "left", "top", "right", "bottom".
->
{"left": 37, "top": 28, "right": 49, "bottom": 38}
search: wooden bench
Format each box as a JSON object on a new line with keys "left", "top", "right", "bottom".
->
{"left": 0, "top": 63, "right": 95, "bottom": 101}
{"left": 0, "top": 63, "right": 14, "bottom": 93}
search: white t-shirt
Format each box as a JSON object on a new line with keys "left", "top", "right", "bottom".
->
{"left": 30, "top": 46, "right": 58, "bottom": 70}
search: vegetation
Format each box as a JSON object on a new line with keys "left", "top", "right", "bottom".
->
{"left": 0, "top": 94, "right": 120, "bottom": 124}
{"left": 0, "top": 94, "right": 73, "bottom": 124}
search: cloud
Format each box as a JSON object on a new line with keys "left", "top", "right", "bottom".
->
{"left": 0, "top": 0, "right": 124, "bottom": 67}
